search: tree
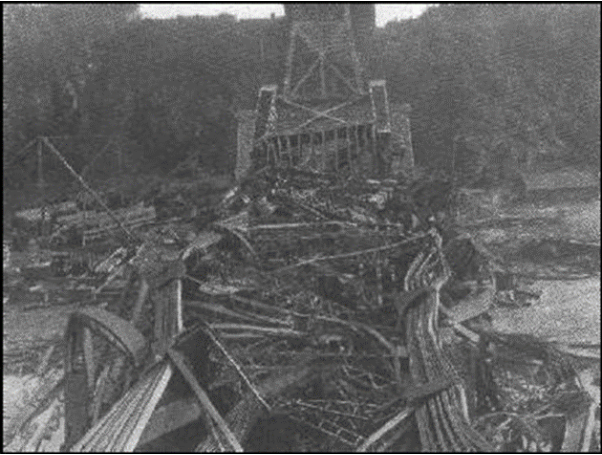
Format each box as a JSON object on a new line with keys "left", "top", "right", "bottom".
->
{"left": 373, "top": 3, "right": 600, "bottom": 172}
{"left": 4, "top": 3, "right": 138, "bottom": 143}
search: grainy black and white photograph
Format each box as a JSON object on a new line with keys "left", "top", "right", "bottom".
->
{"left": 3, "top": 2, "right": 600, "bottom": 452}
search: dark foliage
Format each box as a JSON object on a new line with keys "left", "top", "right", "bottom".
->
{"left": 4, "top": 4, "right": 600, "bottom": 185}
{"left": 371, "top": 4, "right": 600, "bottom": 172}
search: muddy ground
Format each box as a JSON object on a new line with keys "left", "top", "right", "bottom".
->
{"left": 463, "top": 168, "right": 600, "bottom": 349}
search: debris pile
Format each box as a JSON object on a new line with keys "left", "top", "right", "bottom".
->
{"left": 4, "top": 169, "right": 599, "bottom": 453}
{"left": 12, "top": 199, "right": 155, "bottom": 248}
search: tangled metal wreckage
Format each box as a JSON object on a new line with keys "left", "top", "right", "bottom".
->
{"left": 5, "top": 4, "right": 599, "bottom": 453}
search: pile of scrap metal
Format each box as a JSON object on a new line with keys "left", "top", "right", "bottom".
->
{"left": 12, "top": 199, "right": 156, "bottom": 248}
{"left": 6, "top": 168, "right": 595, "bottom": 453}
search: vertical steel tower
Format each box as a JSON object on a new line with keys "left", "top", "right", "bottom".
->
{"left": 236, "top": 3, "right": 413, "bottom": 180}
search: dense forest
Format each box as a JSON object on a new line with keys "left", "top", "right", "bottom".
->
{"left": 373, "top": 3, "right": 600, "bottom": 172}
{"left": 3, "top": 3, "right": 600, "bottom": 189}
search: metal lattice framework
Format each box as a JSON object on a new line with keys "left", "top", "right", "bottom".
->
{"left": 236, "top": 3, "right": 414, "bottom": 181}
{"left": 283, "top": 10, "right": 364, "bottom": 100}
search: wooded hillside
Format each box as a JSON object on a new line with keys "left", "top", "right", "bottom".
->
{"left": 373, "top": 4, "right": 600, "bottom": 171}
{"left": 4, "top": 3, "right": 600, "bottom": 186}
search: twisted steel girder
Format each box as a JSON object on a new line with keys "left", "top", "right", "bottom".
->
{"left": 404, "top": 231, "right": 494, "bottom": 452}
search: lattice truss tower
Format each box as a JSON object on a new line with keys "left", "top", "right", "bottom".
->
{"left": 236, "top": 3, "right": 414, "bottom": 180}
{"left": 283, "top": 3, "right": 364, "bottom": 100}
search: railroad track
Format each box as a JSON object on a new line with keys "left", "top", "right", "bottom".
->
{"left": 404, "top": 230, "right": 494, "bottom": 452}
